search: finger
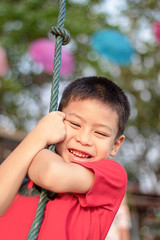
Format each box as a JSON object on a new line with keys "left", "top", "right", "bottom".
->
{"left": 59, "top": 136, "right": 65, "bottom": 143}
{"left": 57, "top": 111, "right": 66, "bottom": 119}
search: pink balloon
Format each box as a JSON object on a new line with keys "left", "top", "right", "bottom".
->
{"left": 28, "top": 38, "right": 74, "bottom": 76}
{"left": 153, "top": 22, "right": 160, "bottom": 45}
{"left": 0, "top": 46, "right": 9, "bottom": 77}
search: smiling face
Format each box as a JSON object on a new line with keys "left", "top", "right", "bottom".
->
{"left": 55, "top": 99, "right": 125, "bottom": 163}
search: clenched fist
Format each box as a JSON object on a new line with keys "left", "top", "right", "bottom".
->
{"left": 34, "top": 111, "right": 66, "bottom": 146}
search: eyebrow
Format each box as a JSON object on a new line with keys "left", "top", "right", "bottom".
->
{"left": 67, "top": 113, "right": 112, "bottom": 132}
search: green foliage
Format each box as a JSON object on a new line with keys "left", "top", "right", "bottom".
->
{"left": 0, "top": 0, "right": 160, "bottom": 192}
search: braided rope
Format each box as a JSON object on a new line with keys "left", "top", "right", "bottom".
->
{"left": 27, "top": 1, "right": 70, "bottom": 239}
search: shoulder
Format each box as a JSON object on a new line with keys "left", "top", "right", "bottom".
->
{"left": 73, "top": 159, "right": 127, "bottom": 195}
{"left": 75, "top": 159, "right": 127, "bottom": 182}
{"left": 74, "top": 159, "right": 127, "bottom": 208}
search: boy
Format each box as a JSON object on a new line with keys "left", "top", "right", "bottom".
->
{"left": 0, "top": 76, "right": 130, "bottom": 240}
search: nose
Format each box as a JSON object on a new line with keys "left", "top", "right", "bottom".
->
{"left": 75, "top": 129, "right": 92, "bottom": 146}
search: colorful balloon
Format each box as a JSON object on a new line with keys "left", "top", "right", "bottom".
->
{"left": 0, "top": 46, "right": 9, "bottom": 77}
{"left": 90, "top": 29, "right": 134, "bottom": 66}
{"left": 153, "top": 22, "right": 160, "bottom": 45}
{"left": 28, "top": 38, "right": 74, "bottom": 76}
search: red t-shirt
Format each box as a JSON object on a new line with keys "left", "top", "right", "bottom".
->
{"left": 0, "top": 159, "right": 127, "bottom": 240}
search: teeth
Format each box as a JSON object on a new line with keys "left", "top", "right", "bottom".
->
{"left": 69, "top": 149, "right": 91, "bottom": 158}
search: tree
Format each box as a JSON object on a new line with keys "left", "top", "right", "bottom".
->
{"left": 0, "top": 0, "right": 160, "bottom": 193}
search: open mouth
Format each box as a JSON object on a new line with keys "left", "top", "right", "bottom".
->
{"left": 69, "top": 149, "right": 92, "bottom": 159}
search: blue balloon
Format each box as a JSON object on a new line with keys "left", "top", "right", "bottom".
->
{"left": 90, "top": 29, "right": 134, "bottom": 65}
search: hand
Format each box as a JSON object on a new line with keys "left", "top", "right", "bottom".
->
{"left": 34, "top": 111, "right": 66, "bottom": 146}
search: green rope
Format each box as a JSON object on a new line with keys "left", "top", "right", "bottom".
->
{"left": 27, "top": 1, "right": 70, "bottom": 239}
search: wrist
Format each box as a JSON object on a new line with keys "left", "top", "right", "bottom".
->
{"left": 26, "top": 128, "right": 47, "bottom": 152}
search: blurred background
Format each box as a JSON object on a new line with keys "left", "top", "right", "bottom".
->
{"left": 0, "top": 0, "right": 160, "bottom": 239}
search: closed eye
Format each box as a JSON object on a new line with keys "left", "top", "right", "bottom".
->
{"left": 70, "top": 122, "right": 80, "bottom": 127}
{"left": 67, "top": 120, "right": 81, "bottom": 128}
{"left": 95, "top": 131, "right": 108, "bottom": 137}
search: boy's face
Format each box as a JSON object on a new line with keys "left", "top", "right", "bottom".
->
{"left": 55, "top": 99, "right": 125, "bottom": 163}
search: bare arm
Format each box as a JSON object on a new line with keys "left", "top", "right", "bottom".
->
{"left": 120, "top": 228, "right": 130, "bottom": 240}
{"left": 28, "top": 149, "right": 95, "bottom": 194}
{"left": 0, "top": 111, "right": 66, "bottom": 216}
{"left": 0, "top": 130, "right": 45, "bottom": 216}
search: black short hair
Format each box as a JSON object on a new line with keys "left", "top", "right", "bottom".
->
{"left": 58, "top": 76, "right": 130, "bottom": 138}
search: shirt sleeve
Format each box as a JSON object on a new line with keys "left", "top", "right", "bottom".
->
{"left": 73, "top": 159, "right": 127, "bottom": 211}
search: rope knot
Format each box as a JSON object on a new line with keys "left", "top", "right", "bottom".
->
{"left": 50, "top": 26, "right": 71, "bottom": 45}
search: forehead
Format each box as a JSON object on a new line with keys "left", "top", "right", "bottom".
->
{"left": 63, "top": 98, "right": 116, "bottom": 114}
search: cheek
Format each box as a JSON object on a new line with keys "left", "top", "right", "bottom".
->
{"left": 64, "top": 123, "right": 75, "bottom": 139}
{"left": 96, "top": 141, "right": 110, "bottom": 158}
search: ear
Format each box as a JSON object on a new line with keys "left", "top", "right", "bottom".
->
{"left": 110, "top": 135, "right": 125, "bottom": 157}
